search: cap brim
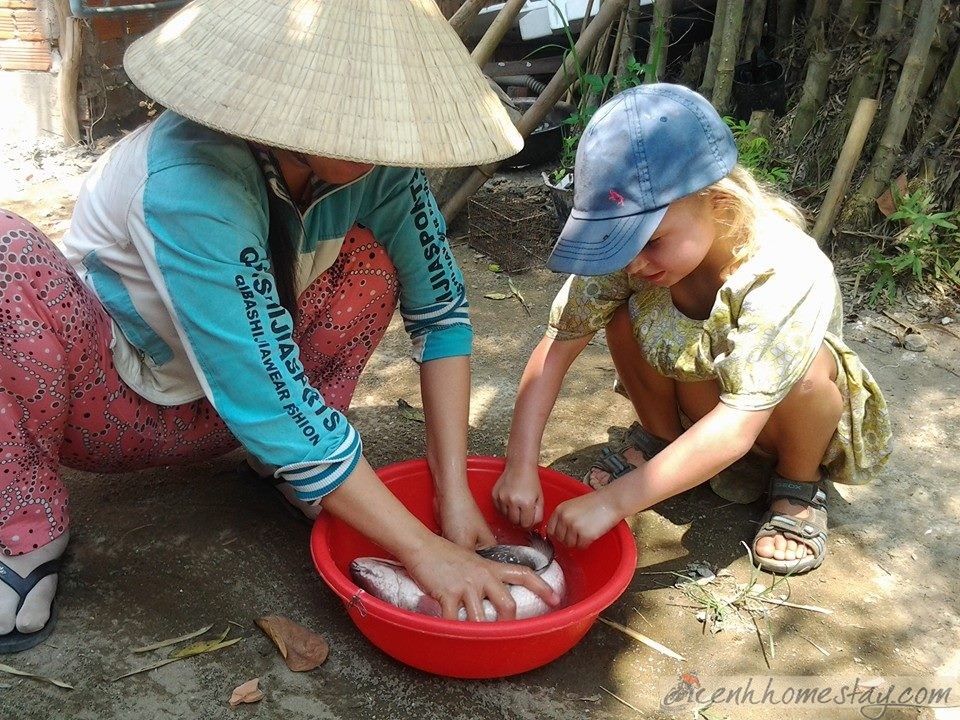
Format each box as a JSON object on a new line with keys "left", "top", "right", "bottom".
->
{"left": 546, "top": 205, "right": 669, "bottom": 276}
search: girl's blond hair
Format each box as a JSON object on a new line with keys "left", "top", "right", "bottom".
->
{"left": 705, "top": 165, "right": 806, "bottom": 278}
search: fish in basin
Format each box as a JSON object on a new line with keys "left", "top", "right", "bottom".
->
{"left": 349, "top": 534, "right": 566, "bottom": 621}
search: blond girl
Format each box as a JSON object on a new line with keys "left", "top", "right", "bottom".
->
{"left": 493, "top": 84, "right": 891, "bottom": 574}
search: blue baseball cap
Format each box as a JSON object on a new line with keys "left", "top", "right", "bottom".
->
{"left": 546, "top": 83, "right": 738, "bottom": 276}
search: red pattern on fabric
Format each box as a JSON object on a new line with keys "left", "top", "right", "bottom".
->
{"left": 0, "top": 213, "right": 397, "bottom": 555}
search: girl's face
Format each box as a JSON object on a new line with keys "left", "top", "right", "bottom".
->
{"left": 623, "top": 193, "right": 718, "bottom": 286}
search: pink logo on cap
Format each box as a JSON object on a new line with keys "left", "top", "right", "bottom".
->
{"left": 608, "top": 189, "right": 625, "bottom": 206}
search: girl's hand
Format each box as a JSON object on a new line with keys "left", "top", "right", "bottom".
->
{"left": 546, "top": 487, "right": 625, "bottom": 549}
{"left": 404, "top": 536, "right": 560, "bottom": 621}
{"left": 434, "top": 489, "right": 497, "bottom": 550}
{"left": 492, "top": 463, "right": 544, "bottom": 529}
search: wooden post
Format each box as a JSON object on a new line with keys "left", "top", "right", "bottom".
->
{"left": 646, "top": 0, "right": 672, "bottom": 82}
{"left": 742, "top": 0, "right": 766, "bottom": 62}
{"left": 441, "top": 0, "right": 626, "bottom": 223}
{"left": 617, "top": 0, "right": 641, "bottom": 79}
{"left": 449, "top": 0, "right": 489, "bottom": 41}
{"left": 849, "top": 0, "right": 943, "bottom": 218}
{"left": 711, "top": 0, "right": 745, "bottom": 114}
{"left": 812, "top": 98, "right": 878, "bottom": 244}
{"left": 921, "top": 41, "right": 960, "bottom": 146}
{"left": 876, "top": 0, "right": 905, "bottom": 39}
{"left": 53, "top": 0, "right": 81, "bottom": 146}
{"left": 700, "top": 0, "right": 728, "bottom": 96}
{"left": 470, "top": 0, "right": 526, "bottom": 67}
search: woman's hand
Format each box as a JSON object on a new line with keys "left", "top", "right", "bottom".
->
{"left": 434, "top": 487, "right": 496, "bottom": 550}
{"left": 492, "top": 462, "right": 544, "bottom": 529}
{"left": 404, "top": 536, "right": 560, "bottom": 621}
{"left": 546, "top": 485, "right": 625, "bottom": 549}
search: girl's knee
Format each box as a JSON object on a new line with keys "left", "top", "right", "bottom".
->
{"left": 777, "top": 362, "right": 843, "bottom": 428}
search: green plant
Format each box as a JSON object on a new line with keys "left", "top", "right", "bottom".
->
{"left": 544, "top": 1, "right": 666, "bottom": 185}
{"left": 723, "top": 117, "right": 790, "bottom": 186}
{"left": 862, "top": 186, "right": 960, "bottom": 306}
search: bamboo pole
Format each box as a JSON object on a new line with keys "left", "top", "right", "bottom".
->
{"left": 849, "top": 0, "right": 943, "bottom": 218}
{"left": 803, "top": 0, "right": 829, "bottom": 49}
{"left": 647, "top": 0, "right": 672, "bottom": 82}
{"left": 470, "top": 0, "right": 526, "bottom": 67}
{"left": 838, "top": 0, "right": 869, "bottom": 30}
{"left": 774, "top": 0, "right": 796, "bottom": 56}
{"left": 842, "top": 48, "right": 886, "bottom": 127}
{"left": 441, "top": 0, "right": 627, "bottom": 223}
{"left": 812, "top": 98, "right": 879, "bottom": 244}
{"left": 917, "top": 17, "right": 948, "bottom": 98}
{"left": 449, "top": 0, "right": 489, "bottom": 41}
{"left": 53, "top": 0, "right": 81, "bottom": 146}
{"left": 580, "top": 0, "right": 597, "bottom": 36}
{"left": 712, "top": 0, "right": 745, "bottom": 114}
{"left": 876, "top": 0, "right": 904, "bottom": 39}
{"left": 788, "top": 23, "right": 832, "bottom": 147}
{"left": 700, "top": 0, "right": 728, "bottom": 96}
{"left": 920, "top": 41, "right": 960, "bottom": 146}
{"left": 742, "top": 0, "right": 766, "bottom": 62}
{"left": 618, "top": 0, "right": 642, "bottom": 78}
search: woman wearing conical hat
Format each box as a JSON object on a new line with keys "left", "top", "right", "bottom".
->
{"left": 0, "top": 0, "right": 557, "bottom": 650}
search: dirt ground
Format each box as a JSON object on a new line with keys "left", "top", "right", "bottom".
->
{"left": 1, "top": 137, "right": 959, "bottom": 720}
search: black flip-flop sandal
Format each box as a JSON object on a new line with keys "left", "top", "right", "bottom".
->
{"left": 751, "top": 475, "right": 828, "bottom": 575}
{"left": 0, "top": 557, "right": 61, "bottom": 654}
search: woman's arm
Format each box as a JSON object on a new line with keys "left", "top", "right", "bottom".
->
{"left": 547, "top": 402, "right": 774, "bottom": 548}
{"left": 493, "top": 333, "right": 593, "bottom": 528}
{"left": 322, "top": 456, "right": 559, "bottom": 620}
{"left": 420, "top": 355, "right": 495, "bottom": 549}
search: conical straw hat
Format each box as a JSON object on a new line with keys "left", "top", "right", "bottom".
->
{"left": 124, "top": 0, "right": 523, "bottom": 168}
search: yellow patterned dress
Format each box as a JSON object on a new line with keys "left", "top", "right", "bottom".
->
{"left": 547, "top": 225, "right": 892, "bottom": 485}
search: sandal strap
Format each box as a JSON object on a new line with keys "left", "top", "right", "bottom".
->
{"left": 759, "top": 511, "right": 827, "bottom": 544}
{"left": 768, "top": 475, "right": 827, "bottom": 509}
{"left": 590, "top": 447, "right": 635, "bottom": 480}
{"left": 0, "top": 558, "right": 62, "bottom": 614}
{"left": 753, "top": 510, "right": 828, "bottom": 564}
{"left": 623, "top": 422, "right": 670, "bottom": 461}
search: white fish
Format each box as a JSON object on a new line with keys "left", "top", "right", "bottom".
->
{"left": 349, "top": 534, "right": 566, "bottom": 621}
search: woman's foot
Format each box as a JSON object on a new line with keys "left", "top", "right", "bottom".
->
{"left": 0, "top": 531, "right": 69, "bottom": 652}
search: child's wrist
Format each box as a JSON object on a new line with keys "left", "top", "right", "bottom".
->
{"left": 504, "top": 445, "right": 539, "bottom": 469}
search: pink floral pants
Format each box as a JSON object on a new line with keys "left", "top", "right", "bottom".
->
{"left": 0, "top": 210, "right": 398, "bottom": 556}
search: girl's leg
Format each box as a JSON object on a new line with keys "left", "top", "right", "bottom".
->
{"left": 750, "top": 345, "right": 841, "bottom": 561}
{"left": 294, "top": 225, "right": 399, "bottom": 411}
{"left": 587, "top": 304, "right": 683, "bottom": 486}
{"left": 676, "top": 344, "right": 843, "bottom": 562}
{"left": 607, "top": 305, "right": 683, "bottom": 441}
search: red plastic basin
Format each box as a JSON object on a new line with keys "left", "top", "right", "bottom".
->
{"left": 310, "top": 456, "right": 637, "bottom": 678}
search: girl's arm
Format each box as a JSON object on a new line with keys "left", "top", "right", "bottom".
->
{"left": 322, "top": 456, "right": 559, "bottom": 620}
{"left": 493, "top": 333, "right": 593, "bottom": 528}
{"left": 548, "top": 402, "right": 774, "bottom": 548}
{"left": 420, "top": 355, "right": 496, "bottom": 549}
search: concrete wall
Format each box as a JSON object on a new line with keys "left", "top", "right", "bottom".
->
{"left": 0, "top": 0, "right": 59, "bottom": 142}
{"left": 1, "top": 0, "right": 171, "bottom": 146}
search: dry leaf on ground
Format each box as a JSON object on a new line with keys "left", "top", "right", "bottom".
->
{"left": 255, "top": 615, "right": 329, "bottom": 671}
{"left": 876, "top": 174, "right": 908, "bottom": 216}
{"left": 229, "top": 678, "right": 264, "bottom": 707}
